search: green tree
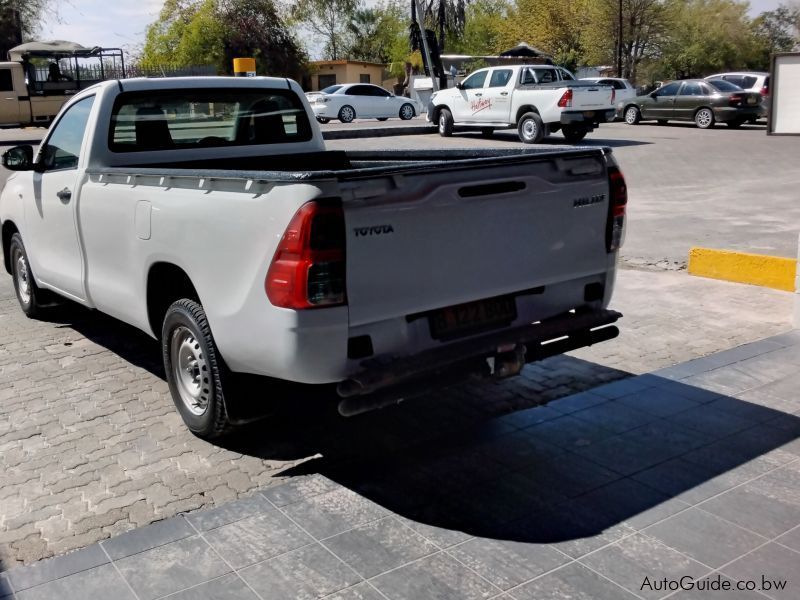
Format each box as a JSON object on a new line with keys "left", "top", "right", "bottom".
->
{"left": 496, "top": 0, "right": 590, "bottom": 70}
{"left": 413, "top": 0, "right": 469, "bottom": 51}
{"left": 292, "top": 0, "right": 360, "bottom": 60}
{"left": 446, "top": 0, "right": 511, "bottom": 55}
{"left": 660, "top": 0, "right": 763, "bottom": 78}
{"left": 0, "top": 0, "right": 56, "bottom": 58}
{"left": 752, "top": 3, "right": 800, "bottom": 57}
{"left": 139, "top": 0, "right": 307, "bottom": 80}
{"left": 345, "top": 3, "right": 408, "bottom": 63}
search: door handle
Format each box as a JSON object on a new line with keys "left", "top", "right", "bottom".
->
{"left": 500, "top": 92, "right": 508, "bottom": 96}
{"left": 474, "top": 93, "right": 482, "bottom": 96}
{"left": 57, "top": 187, "right": 72, "bottom": 202}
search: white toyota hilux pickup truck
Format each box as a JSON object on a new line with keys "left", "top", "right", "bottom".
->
{"left": 1, "top": 77, "right": 626, "bottom": 439}
{"left": 428, "top": 64, "right": 617, "bottom": 143}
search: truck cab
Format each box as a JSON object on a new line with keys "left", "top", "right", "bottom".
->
{"left": 0, "top": 41, "right": 125, "bottom": 128}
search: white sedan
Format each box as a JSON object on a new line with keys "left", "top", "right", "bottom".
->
{"left": 306, "top": 83, "right": 421, "bottom": 123}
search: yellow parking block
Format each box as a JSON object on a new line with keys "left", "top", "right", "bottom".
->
{"left": 688, "top": 247, "right": 798, "bottom": 292}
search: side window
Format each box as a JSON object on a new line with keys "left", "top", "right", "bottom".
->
{"left": 654, "top": 82, "right": 680, "bottom": 97}
{"left": 488, "top": 69, "right": 512, "bottom": 88}
{"left": 613, "top": 80, "right": 627, "bottom": 90}
{"left": 679, "top": 82, "right": 702, "bottom": 96}
{"left": 367, "top": 86, "right": 390, "bottom": 97}
{"left": 40, "top": 95, "right": 95, "bottom": 171}
{"left": 723, "top": 75, "right": 744, "bottom": 87}
{"left": 558, "top": 69, "right": 575, "bottom": 81}
{"left": 538, "top": 69, "right": 555, "bottom": 83}
{"left": 0, "top": 69, "right": 13, "bottom": 92}
{"left": 461, "top": 71, "right": 487, "bottom": 90}
{"left": 345, "top": 86, "right": 366, "bottom": 96}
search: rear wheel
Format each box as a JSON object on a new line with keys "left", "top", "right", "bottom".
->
{"left": 562, "top": 125, "right": 588, "bottom": 143}
{"left": 695, "top": 108, "right": 715, "bottom": 129}
{"left": 338, "top": 105, "right": 356, "bottom": 123}
{"left": 163, "top": 299, "right": 232, "bottom": 439}
{"left": 438, "top": 108, "right": 453, "bottom": 137}
{"left": 9, "top": 233, "right": 46, "bottom": 318}
{"left": 624, "top": 106, "right": 641, "bottom": 125}
{"left": 517, "top": 112, "right": 545, "bottom": 144}
{"left": 399, "top": 103, "right": 415, "bottom": 120}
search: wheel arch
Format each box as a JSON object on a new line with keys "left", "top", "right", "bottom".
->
{"left": 431, "top": 104, "right": 451, "bottom": 123}
{"left": 515, "top": 105, "right": 540, "bottom": 123}
{"left": 146, "top": 262, "right": 201, "bottom": 340}
{"left": 2, "top": 220, "right": 20, "bottom": 275}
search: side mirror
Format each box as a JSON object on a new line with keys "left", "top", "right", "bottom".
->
{"left": 649, "top": 91, "right": 658, "bottom": 98}
{"left": 455, "top": 82, "right": 464, "bottom": 90}
{"left": 2, "top": 145, "right": 34, "bottom": 171}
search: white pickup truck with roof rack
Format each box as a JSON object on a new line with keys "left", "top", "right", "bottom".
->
{"left": 428, "top": 64, "right": 617, "bottom": 143}
{"left": 1, "top": 76, "right": 626, "bottom": 439}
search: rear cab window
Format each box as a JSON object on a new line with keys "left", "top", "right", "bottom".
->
{"left": 109, "top": 88, "right": 312, "bottom": 152}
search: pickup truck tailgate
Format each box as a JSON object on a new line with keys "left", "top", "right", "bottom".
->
{"left": 570, "top": 85, "right": 614, "bottom": 110}
{"left": 342, "top": 152, "right": 612, "bottom": 327}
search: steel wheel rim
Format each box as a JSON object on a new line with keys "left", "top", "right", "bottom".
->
{"left": 626, "top": 108, "right": 637, "bottom": 124}
{"left": 697, "top": 109, "right": 712, "bottom": 127}
{"left": 523, "top": 119, "right": 537, "bottom": 140}
{"left": 170, "top": 326, "right": 211, "bottom": 416}
{"left": 341, "top": 107, "right": 354, "bottom": 121}
{"left": 401, "top": 105, "right": 413, "bottom": 119}
{"left": 14, "top": 251, "right": 31, "bottom": 306}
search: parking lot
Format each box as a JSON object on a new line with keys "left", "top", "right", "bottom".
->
{"left": 0, "top": 121, "right": 798, "bottom": 598}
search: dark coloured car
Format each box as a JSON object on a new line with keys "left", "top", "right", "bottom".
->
{"left": 618, "top": 79, "right": 763, "bottom": 129}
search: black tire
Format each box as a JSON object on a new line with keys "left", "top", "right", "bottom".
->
{"left": 727, "top": 118, "right": 745, "bottom": 128}
{"left": 562, "top": 125, "right": 588, "bottom": 143}
{"left": 338, "top": 105, "right": 356, "bottom": 123}
{"left": 377, "top": 117, "right": 388, "bottom": 121}
{"left": 695, "top": 107, "right": 715, "bottom": 129}
{"left": 624, "top": 106, "right": 641, "bottom": 125}
{"left": 9, "top": 233, "right": 46, "bottom": 318}
{"left": 316, "top": 117, "right": 330, "bottom": 124}
{"left": 480, "top": 128, "right": 494, "bottom": 137}
{"left": 399, "top": 103, "right": 415, "bottom": 120}
{"left": 162, "top": 299, "right": 232, "bottom": 439}
{"left": 437, "top": 108, "right": 454, "bottom": 137}
{"left": 517, "top": 112, "right": 545, "bottom": 144}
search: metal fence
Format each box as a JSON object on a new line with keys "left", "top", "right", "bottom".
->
{"left": 34, "top": 63, "right": 217, "bottom": 83}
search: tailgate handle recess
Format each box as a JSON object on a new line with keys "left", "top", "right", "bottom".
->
{"left": 459, "top": 181, "right": 526, "bottom": 198}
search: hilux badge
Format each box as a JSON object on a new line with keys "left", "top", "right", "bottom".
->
{"left": 573, "top": 194, "right": 605, "bottom": 208}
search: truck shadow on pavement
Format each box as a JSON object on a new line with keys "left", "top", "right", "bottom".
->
{"left": 54, "top": 303, "right": 799, "bottom": 547}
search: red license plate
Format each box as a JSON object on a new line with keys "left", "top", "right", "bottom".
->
{"left": 429, "top": 296, "right": 517, "bottom": 340}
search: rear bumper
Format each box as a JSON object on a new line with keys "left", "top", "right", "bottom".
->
{"left": 337, "top": 308, "right": 622, "bottom": 414}
{"left": 713, "top": 106, "right": 762, "bottom": 121}
{"left": 560, "top": 110, "right": 616, "bottom": 126}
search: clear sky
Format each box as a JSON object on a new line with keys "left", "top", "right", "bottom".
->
{"left": 37, "top": 0, "right": 787, "bottom": 58}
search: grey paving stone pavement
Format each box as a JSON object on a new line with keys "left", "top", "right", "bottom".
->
{"left": 0, "top": 330, "right": 797, "bottom": 599}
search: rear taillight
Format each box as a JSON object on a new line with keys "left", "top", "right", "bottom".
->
{"left": 606, "top": 166, "right": 627, "bottom": 252}
{"left": 729, "top": 94, "right": 743, "bottom": 106}
{"left": 266, "top": 200, "right": 346, "bottom": 309}
{"left": 760, "top": 86, "right": 768, "bottom": 97}
{"left": 558, "top": 89, "right": 573, "bottom": 108}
